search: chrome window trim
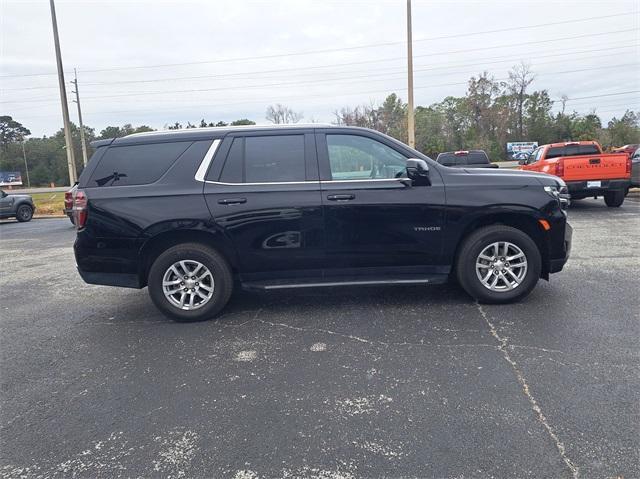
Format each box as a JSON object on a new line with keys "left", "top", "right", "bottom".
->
{"left": 204, "top": 180, "right": 317, "bottom": 186}
{"left": 202, "top": 178, "right": 405, "bottom": 186}
{"left": 194, "top": 139, "right": 221, "bottom": 182}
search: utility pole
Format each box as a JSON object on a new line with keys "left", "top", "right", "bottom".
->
{"left": 406, "top": 0, "right": 415, "bottom": 148}
{"left": 49, "top": 0, "right": 77, "bottom": 185}
{"left": 21, "top": 140, "right": 31, "bottom": 188}
{"left": 71, "top": 68, "right": 89, "bottom": 166}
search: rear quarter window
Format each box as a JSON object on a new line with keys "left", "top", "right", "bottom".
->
{"left": 88, "top": 141, "right": 191, "bottom": 187}
{"left": 467, "top": 152, "right": 489, "bottom": 164}
{"left": 546, "top": 144, "right": 599, "bottom": 159}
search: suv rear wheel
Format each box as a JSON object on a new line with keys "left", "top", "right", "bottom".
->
{"left": 456, "top": 225, "right": 541, "bottom": 304}
{"left": 148, "top": 243, "right": 233, "bottom": 322}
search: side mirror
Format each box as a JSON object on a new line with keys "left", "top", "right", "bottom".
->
{"left": 406, "top": 158, "right": 430, "bottom": 185}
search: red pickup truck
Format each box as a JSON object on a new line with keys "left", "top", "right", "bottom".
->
{"left": 520, "top": 141, "right": 631, "bottom": 207}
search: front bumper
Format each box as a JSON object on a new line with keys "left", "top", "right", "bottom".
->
{"left": 549, "top": 221, "right": 572, "bottom": 274}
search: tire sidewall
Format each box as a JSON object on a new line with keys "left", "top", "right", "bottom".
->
{"left": 604, "top": 190, "right": 624, "bottom": 207}
{"left": 148, "top": 244, "right": 232, "bottom": 322}
{"left": 458, "top": 227, "right": 541, "bottom": 304}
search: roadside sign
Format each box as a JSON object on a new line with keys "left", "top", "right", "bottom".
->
{"left": 0, "top": 171, "right": 23, "bottom": 186}
{"left": 507, "top": 142, "right": 538, "bottom": 154}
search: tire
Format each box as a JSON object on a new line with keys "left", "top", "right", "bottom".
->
{"left": 604, "top": 190, "right": 625, "bottom": 207}
{"left": 147, "top": 243, "right": 233, "bottom": 322}
{"left": 455, "top": 225, "right": 541, "bottom": 304}
{"left": 16, "top": 204, "right": 33, "bottom": 222}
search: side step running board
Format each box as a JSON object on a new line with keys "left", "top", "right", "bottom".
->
{"left": 242, "top": 275, "right": 447, "bottom": 291}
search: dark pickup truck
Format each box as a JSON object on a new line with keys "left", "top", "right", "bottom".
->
{"left": 73, "top": 125, "right": 571, "bottom": 322}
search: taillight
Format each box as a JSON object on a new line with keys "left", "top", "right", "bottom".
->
{"left": 555, "top": 159, "right": 565, "bottom": 177}
{"left": 64, "top": 191, "right": 72, "bottom": 208}
{"left": 626, "top": 156, "right": 632, "bottom": 175}
{"left": 73, "top": 189, "right": 88, "bottom": 229}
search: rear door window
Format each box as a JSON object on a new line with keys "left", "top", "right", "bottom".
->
{"left": 218, "top": 135, "right": 306, "bottom": 183}
{"left": 89, "top": 141, "right": 191, "bottom": 187}
{"left": 219, "top": 138, "right": 244, "bottom": 183}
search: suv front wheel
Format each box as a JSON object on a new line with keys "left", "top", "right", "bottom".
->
{"left": 456, "top": 225, "right": 541, "bottom": 304}
{"left": 148, "top": 243, "right": 233, "bottom": 322}
{"left": 16, "top": 204, "right": 33, "bottom": 222}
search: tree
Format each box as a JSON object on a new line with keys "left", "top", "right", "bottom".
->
{"left": 524, "top": 90, "right": 553, "bottom": 144}
{"left": 377, "top": 93, "right": 407, "bottom": 141}
{"left": 230, "top": 119, "right": 256, "bottom": 126}
{"left": 506, "top": 62, "right": 535, "bottom": 139}
{"left": 572, "top": 113, "right": 602, "bottom": 141}
{"left": 0, "top": 116, "right": 31, "bottom": 150}
{"left": 333, "top": 104, "right": 379, "bottom": 129}
{"left": 99, "top": 124, "right": 153, "bottom": 139}
{"left": 607, "top": 111, "right": 640, "bottom": 146}
{"left": 266, "top": 104, "right": 303, "bottom": 124}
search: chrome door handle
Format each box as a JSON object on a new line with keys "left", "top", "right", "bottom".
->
{"left": 218, "top": 197, "right": 247, "bottom": 205}
{"left": 327, "top": 194, "right": 355, "bottom": 201}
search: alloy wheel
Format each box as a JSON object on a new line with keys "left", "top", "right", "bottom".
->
{"left": 475, "top": 241, "right": 528, "bottom": 292}
{"left": 162, "top": 260, "right": 215, "bottom": 310}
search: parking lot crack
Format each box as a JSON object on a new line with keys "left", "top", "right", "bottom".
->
{"left": 254, "top": 318, "right": 373, "bottom": 344}
{"left": 477, "top": 303, "right": 579, "bottom": 479}
{"left": 252, "top": 318, "right": 497, "bottom": 350}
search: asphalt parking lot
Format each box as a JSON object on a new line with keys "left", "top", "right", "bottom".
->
{"left": 1, "top": 196, "right": 638, "bottom": 479}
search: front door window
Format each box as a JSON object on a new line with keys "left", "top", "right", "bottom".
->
{"left": 326, "top": 134, "right": 407, "bottom": 180}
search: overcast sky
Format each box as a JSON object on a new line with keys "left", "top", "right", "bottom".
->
{"left": 1, "top": 0, "right": 639, "bottom": 137}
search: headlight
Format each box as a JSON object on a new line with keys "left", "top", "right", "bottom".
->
{"left": 544, "top": 185, "right": 570, "bottom": 209}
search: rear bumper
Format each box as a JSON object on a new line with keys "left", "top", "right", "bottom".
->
{"left": 77, "top": 268, "right": 142, "bottom": 288}
{"left": 74, "top": 233, "right": 145, "bottom": 289}
{"left": 567, "top": 179, "right": 630, "bottom": 198}
{"left": 549, "top": 221, "right": 572, "bottom": 274}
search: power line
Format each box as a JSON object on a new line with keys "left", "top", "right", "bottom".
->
{"left": 11, "top": 89, "right": 639, "bottom": 122}
{"left": 4, "top": 61, "right": 637, "bottom": 106}
{"left": 10, "top": 49, "right": 636, "bottom": 105}
{"left": 0, "top": 19, "right": 635, "bottom": 79}
{"left": 559, "top": 91, "right": 640, "bottom": 103}
{"left": 3, "top": 42, "right": 635, "bottom": 92}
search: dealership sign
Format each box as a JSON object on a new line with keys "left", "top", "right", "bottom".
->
{"left": 0, "top": 171, "right": 23, "bottom": 186}
{"left": 507, "top": 142, "right": 538, "bottom": 153}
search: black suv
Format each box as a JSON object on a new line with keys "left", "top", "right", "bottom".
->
{"left": 74, "top": 125, "right": 571, "bottom": 322}
{"left": 436, "top": 150, "right": 498, "bottom": 168}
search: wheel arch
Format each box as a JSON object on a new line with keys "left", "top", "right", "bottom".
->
{"left": 452, "top": 212, "right": 550, "bottom": 279}
{"left": 138, "top": 229, "right": 238, "bottom": 287}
